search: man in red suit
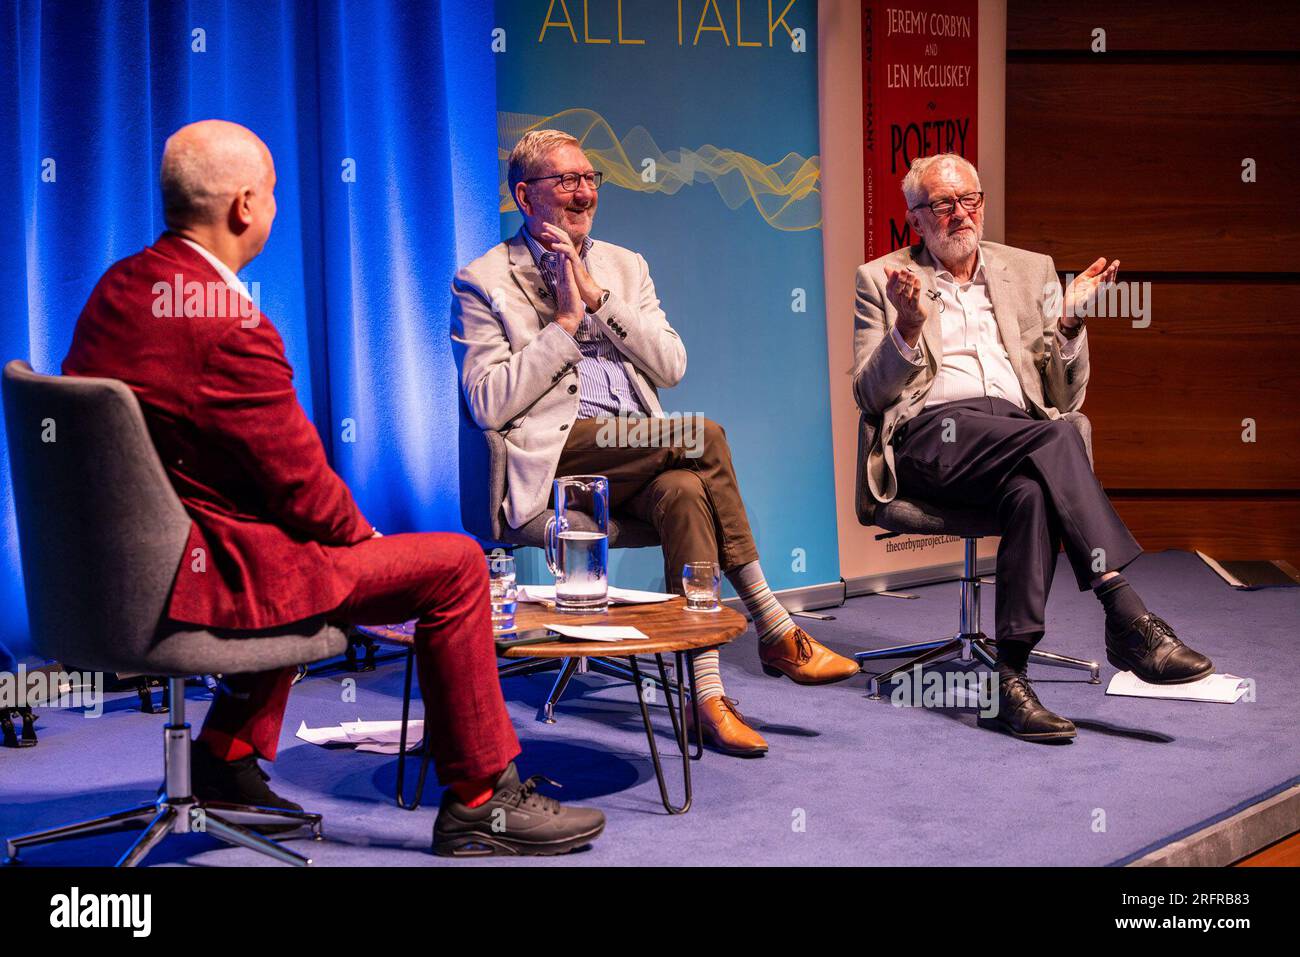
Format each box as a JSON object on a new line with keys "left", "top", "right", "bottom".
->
{"left": 62, "top": 119, "right": 604, "bottom": 857}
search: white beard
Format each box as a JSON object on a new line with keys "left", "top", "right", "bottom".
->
{"left": 927, "top": 222, "right": 981, "bottom": 264}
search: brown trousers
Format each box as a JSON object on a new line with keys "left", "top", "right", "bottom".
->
{"left": 555, "top": 417, "right": 759, "bottom": 592}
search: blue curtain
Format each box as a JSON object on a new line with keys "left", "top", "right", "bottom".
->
{"left": 0, "top": 0, "right": 500, "bottom": 660}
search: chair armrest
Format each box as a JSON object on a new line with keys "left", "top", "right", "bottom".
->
{"left": 855, "top": 412, "right": 879, "bottom": 527}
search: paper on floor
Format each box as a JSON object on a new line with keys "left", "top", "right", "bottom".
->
{"left": 1105, "top": 671, "right": 1250, "bottom": 703}
{"left": 294, "top": 720, "right": 351, "bottom": 746}
{"left": 296, "top": 718, "right": 424, "bottom": 753}
{"left": 543, "top": 623, "right": 649, "bottom": 642}
{"left": 340, "top": 719, "right": 409, "bottom": 743}
{"left": 354, "top": 741, "right": 408, "bottom": 755}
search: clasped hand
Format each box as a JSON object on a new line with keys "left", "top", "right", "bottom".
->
{"left": 539, "top": 223, "right": 602, "bottom": 335}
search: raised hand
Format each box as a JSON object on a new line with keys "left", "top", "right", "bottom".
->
{"left": 1063, "top": 256, "right": 1120, "bottom": 326}
{"left": 885, "top": 267, "right": 931, "bottom": 345}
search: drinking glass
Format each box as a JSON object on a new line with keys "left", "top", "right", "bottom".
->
{"left": 682, "top": 561, "right": 721, "bottom": 612}
{"left": 488, "top": 552, "right": 518, "bottom": 633}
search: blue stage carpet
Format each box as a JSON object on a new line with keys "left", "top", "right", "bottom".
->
{"left": 3, "top": 550, "right": 1297, "bottom": 866}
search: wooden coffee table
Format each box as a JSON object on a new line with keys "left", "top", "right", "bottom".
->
{"left": 358, "top": 597, "right": 747, "bottom": 814}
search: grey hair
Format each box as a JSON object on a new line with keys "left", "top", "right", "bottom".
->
{"left": 508, "top": 129, "right": 581, "bottom": 201}
{"left": 160, "top": 125, "right": 268, "bottom": 229}
{"left": 901, "top": 153, "right": 980, "bottom": 209}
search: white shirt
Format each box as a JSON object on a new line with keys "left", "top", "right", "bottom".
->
{"left": 180, "top": 237, "right": 253, "bottom": 302}
{"left": 890, "top": 247, "right": 1084, "bottom": 409}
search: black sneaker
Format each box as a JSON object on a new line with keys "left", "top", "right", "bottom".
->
{"left": 433, "top": 763, "right": 605, "bottom": 857}
{"left": 978, "top": 674, "right": 1077, "bottom": 742}
{"left": 1105, "top": 613, "right": 1214, "bottom": 684}
{"left": 190, "top": 741, "right": 306, "bottom": 833}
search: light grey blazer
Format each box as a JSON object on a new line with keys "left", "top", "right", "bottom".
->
{"left": 451, "top": 228, "right": 687, "bottom": 529}
{"left": 850, "top": 240, "right": 1089, "bottom": 505}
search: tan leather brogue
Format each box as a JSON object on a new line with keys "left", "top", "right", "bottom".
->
{"left": 759, "top": 627, "right": 861, "bottom": 685}
{"left": 685, "top": 696, "right": 768, "bottom": 757}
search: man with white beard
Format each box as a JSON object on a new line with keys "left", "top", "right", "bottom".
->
{"left": 851, "top": 153, "right": 1214, "bottom": 743}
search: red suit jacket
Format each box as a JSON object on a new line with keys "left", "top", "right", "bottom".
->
{"left": 63, "top": 233, "right": 374, "bottom": 630}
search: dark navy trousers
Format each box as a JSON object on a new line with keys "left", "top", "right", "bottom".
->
{"left": 894, "top": 397, "right": 1141, "bottom": 643}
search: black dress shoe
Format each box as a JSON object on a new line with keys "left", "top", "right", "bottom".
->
{"left": 433, "top": 763, "right": 605, "bottom": 857}
{"left": 190, "top": 742, "right": 307, "bottom": 834}
{"left": 1105, "top": 613, "right": 1213, "bottom": 684}
{"left": 978, "top": 674, "right": 1077, "bottom": 742}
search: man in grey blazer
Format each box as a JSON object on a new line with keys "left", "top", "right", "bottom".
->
{"left": 852, "top": 153, "right": 1213, "bottom": 743}
{"left": 452, "top": 130, "right": 859, "bottom": 757}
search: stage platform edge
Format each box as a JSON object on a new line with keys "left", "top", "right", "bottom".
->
{"left": 1130, "top": 782, "right": 1300, "bottom": 866}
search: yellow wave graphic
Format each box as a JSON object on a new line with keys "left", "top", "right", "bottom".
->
{"left": 498, "top": 109, "right": 821, "bottom": 231}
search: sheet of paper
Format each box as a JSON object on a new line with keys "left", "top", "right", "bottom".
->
{"left": 1105, "top": 671, "right": 1249, "bottom": 703}
{"left": 353, "top": 738, "right": 423, "bottom": 754}
{"left": 294, "top": 720, "right": 351, "bottom": 746}
{"left": 608, "top": 586, "right": 676, "bottom": 604}
{"left": 341, "top": 719, "right": 420, "bottom": 745}
{"left": 543, "top": 623, "right": 649, "bottom": 642}
{"left": 296, "top": 718, "right": 424, "bottom": 749}
{"left": 518, "top": 584, "right": 674, "bottom": 605}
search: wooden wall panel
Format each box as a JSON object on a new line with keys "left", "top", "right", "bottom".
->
{"left": 1007, "top": 1, "right": 1300, "bottom": 561}
{"left": 1081, "top": 283, "right": 1300, "bottom": 490}
{"left": 1006, "top": 64, "right": 1300, "bottom": 272}
{"left": 1008, "top": 0, "right": 1300, "bottom": 52}
{"left": 1112, "top": 497, "right": 1300, "bottom": 564}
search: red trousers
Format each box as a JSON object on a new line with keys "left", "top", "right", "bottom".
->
{"left": 197, "top": 532, "right": 521, "bottom": 785}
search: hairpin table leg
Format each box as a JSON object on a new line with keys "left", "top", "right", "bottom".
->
{"left": 628, "top": 654, "right": 693, "bottom": 814}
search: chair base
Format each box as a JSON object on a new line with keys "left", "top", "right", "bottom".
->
{"left": 856, "top": 632, "right": 1101, "bottom": 699}
{"left": 1, "top": 706, "right": 37, "bottom": 747}
{"left": 856, "top": 537, "right": 1101, "bottom": 700}
{"left": 3, "top": 677, "right": 323, "bottom": 867}
{"left": 130, "top": 676, "right": 169, "bottom": 714}
{"left": 296, "top": 629, "right": 408, "bottom": 683}
{"left": 4, "top": 796, "right": 322, "bottom": 868}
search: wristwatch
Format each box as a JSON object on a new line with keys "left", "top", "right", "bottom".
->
{"left": 586, "top": 289, "right": 610, "bottom": 313}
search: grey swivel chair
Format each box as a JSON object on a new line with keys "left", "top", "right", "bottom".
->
{"left": 1, "top": 361, "right": 346, "bottom": 867}
{"left": 853, "top": 410, "right": 1101, "bottom": 699}
{"left": 459, "top": 400, "right": 665, "bottom": 723}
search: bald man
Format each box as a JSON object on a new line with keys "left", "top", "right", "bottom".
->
{"left": 62, "top": 120, "right": 605, "bottom": 857}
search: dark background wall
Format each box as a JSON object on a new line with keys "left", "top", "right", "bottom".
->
{"left": 1006, "top": 0, "right": 1300, "bottom": 562}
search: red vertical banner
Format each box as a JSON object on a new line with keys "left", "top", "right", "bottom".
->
{"left": 862, "top": 0, "right": 979, "bottom": 261}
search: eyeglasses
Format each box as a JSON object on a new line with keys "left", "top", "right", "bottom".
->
{"left": 524, "top": 171, "right": 604, "bottom": 192}
{"left": 910, "top": 190, "right": 984, "bottom": 217}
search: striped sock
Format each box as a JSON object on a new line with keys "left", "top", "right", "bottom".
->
{"left": 693, "top": 650, "right": 725, "bottom": 702}
{"left": 728, "top": 561, "right": 797, "bottom": 646}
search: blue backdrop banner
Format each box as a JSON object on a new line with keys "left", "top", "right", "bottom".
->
{"left": 0, "top": 0, "right": 499, "bottom": 659}
{"left": 492, "top": 0, "right": 839, "bottom": 597}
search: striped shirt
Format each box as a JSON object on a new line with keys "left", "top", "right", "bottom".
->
{"left": 522, "top": 229, "right": 646, "bottom": 419}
